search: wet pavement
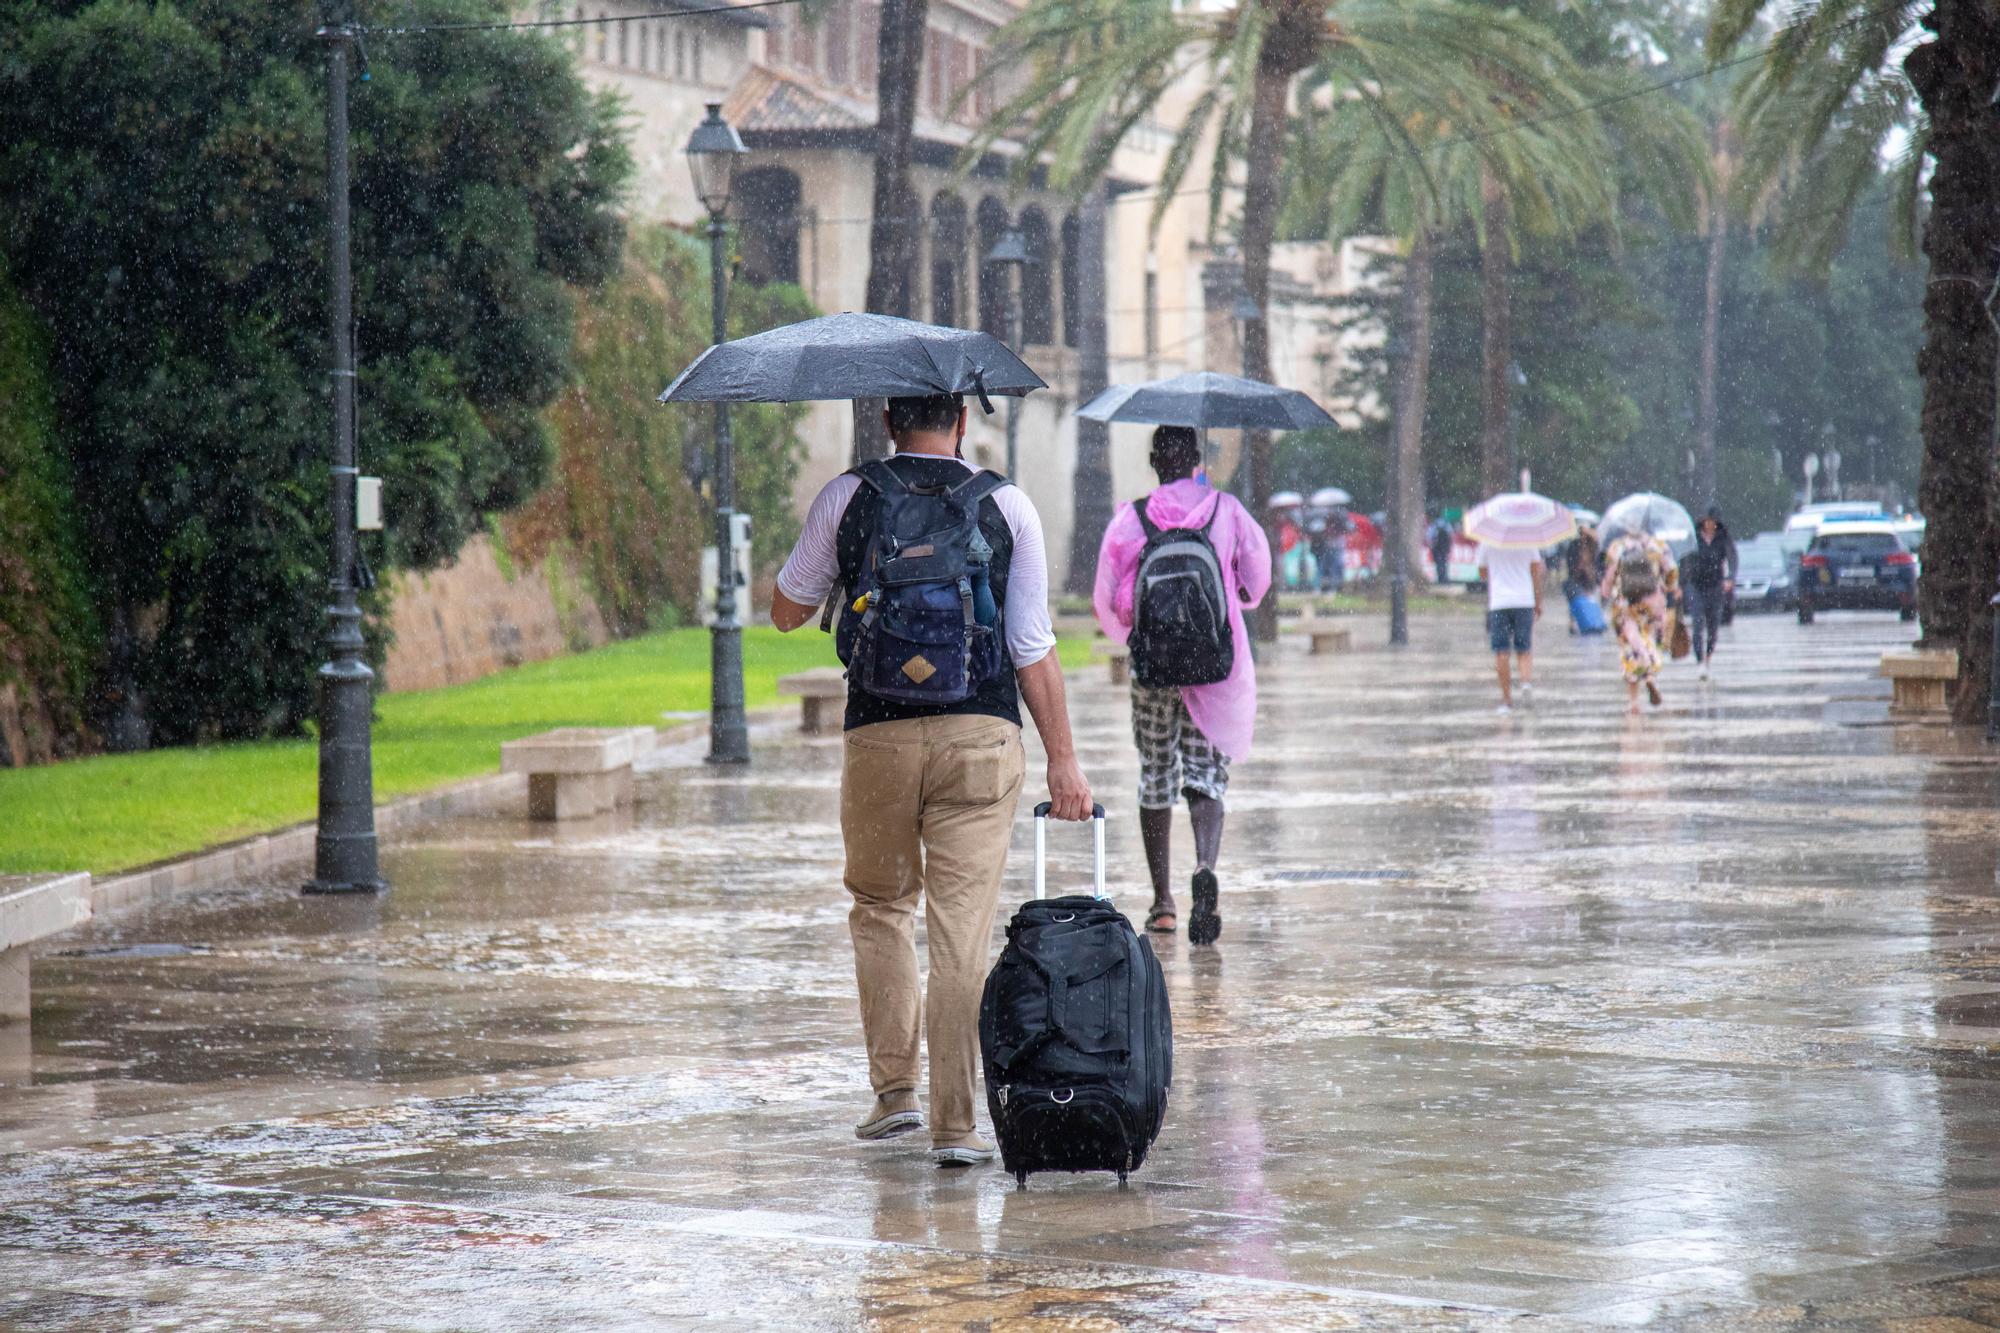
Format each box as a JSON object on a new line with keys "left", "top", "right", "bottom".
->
{"left": 11, "top": 610, "right": 2000, "bottom": 1329}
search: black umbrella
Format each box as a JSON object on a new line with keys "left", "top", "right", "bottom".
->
{"left": 658, "top": 312, "right": 1046, "bottom": 411}
{"left": 1076, "top": 371, "right": 1336, "bottom": 430}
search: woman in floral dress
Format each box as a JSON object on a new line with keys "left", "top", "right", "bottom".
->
{"left": 1600, "top": 529, "right": 1677, "bottom": 713}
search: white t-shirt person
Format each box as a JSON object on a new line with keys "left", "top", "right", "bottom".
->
{"left": 1479, "top": 543, "right": 1541, "bottom": 612}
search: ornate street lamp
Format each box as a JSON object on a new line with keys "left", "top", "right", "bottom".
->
{"left": 685, "top": 102, "right": 749, "bottom": 765}
{"left": 304, "top": 0, "right": 385, "bottom": 895}
{"left": 984, "top": 228, "right": 1030, "bottom": 476}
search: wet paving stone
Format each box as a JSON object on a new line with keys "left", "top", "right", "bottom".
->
{"left": 10, "top": 613, "right": 2000, "bottom": 1327}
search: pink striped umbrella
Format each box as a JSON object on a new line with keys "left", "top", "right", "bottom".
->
{"left": 1462, "top": 491, "right": 1578, "bottom": 550}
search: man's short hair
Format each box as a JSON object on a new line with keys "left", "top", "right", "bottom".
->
{"left": 1150, "top": 425, "right": 1201, "bottom": 476}
{"left": 886, "top": 394, "right": 964, "bottom": 436}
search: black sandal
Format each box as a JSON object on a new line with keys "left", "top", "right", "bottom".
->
{"left": 1144, "top": 905, "right": 1177, "bottom": 933}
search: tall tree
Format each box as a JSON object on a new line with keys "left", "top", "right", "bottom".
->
{"left": 974, "top": 0, "right": 1615, "bottom": 632}
{"left": 853, "top": 0, "right": 930, "bottom": 463}
{"left": 1711, "top": 0, "right": 2000, "bottom": 719}
{"left": 0, "top": 1, "right": 629, "bottom": 745}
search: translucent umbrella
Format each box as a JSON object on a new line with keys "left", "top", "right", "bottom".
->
{"left": 1600, "top": 492, "right": 1696, "bottom": 551}
{"left": 1462, "top": 491, "right": 1578, "bottom": 550}
{"left": 1309, "top": 486, "right": 1353, "bottom": 508}
{"left": 1269, "top": 490, "right": 1306, "bottom": 509}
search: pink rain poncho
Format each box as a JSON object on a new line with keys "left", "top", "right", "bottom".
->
{"left": 1092, "top": 479, "right": 1274, "bottom": 762}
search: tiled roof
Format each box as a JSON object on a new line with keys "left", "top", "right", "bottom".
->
{"left": 724, "top": 67, "right": 872, "bottom": 134}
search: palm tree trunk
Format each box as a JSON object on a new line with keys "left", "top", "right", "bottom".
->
{"left": 1386, "top": 227, "right": 1437, "bottom": 646}
{"left": 1065, "top": 184, "right": 1112, "bottom": 594}
{"left": 1478, "top": 165, "right": 1512, "bottom": 498}
{"left": 1904, "top": 0, "right": 2000, "bottom": 721}
{"left": 1237, "top": 57, "right": 1290, "bottom": 641}
{"left": 852, "top": 0, "right": 930, "bottom": 463}
{"left": 1695, "top": 120, "right": 1731, "bottom": 512}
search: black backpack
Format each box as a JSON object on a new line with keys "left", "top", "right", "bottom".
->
{"left": 832, "top": 459, "right": 1007, "bottom": 705}
{"left": 980, "top": 804, "right": 1172, "bottom": 1187}
{"left": 1129, "top": 495, "right": 1233, "bottom": 688}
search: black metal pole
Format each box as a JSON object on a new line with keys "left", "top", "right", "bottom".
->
{"left": 707, "top": 213, "right": 749, "bottom": 765}
{"left": 1987, "top": 582, "right": 2000, "bottom": 742}
{"left": 305, "top": 10, "right": 385, "bottom": 895}
{"left": 1004, "top": 276, "right": 1020, "bottom": 477}
{"left": 1385, "top": 335, "right": 1410, "bottom": 648}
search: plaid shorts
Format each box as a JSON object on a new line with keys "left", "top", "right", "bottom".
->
{"left": 1130, "top": 683, "right": 1229, "bottom": 809}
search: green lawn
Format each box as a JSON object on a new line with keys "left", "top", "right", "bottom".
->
{"left": 2, "top": 628, "right": 1096, "bottom": 876}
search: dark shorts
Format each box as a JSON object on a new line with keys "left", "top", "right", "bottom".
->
{"left": 1488, "top": 607, "right": 1534, "bottom": 654}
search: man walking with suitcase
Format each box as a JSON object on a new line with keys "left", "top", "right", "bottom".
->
{"left": 1091, "top": 426, "right": 1272, "bottom": 945}
{"left": 771, "top": 393, "right": 1092, "bottom": 1168}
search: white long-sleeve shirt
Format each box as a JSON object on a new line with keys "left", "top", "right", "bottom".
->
{"left": 776, "top": 459, "right": 1057, "bottom": 668}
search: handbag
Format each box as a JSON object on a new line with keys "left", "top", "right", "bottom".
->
{"left": 1668, "top": 610, "right": 1691, "bottom": 660}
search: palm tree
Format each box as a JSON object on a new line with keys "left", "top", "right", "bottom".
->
{"left": 1710, "top": 0, "right": 2000, "bottom": 720}
{"left": 1283, "top": 39, "right": 1697, "bottom": 628}
{"left": 854, "top": 0, "right": 932, "bottom": 463}
{"left": 970, "top": 0, "right": 1608, "bottom": 630}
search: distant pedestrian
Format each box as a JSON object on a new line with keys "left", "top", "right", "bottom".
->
{"left": 770, "top": 392, "right": 1092, "bottom": 1169}
{"left": 1311, "top": 508, "right": 1349, "bottom": 593}
{"left": 1429, "top": 513, "right": 1455, "bottom": 586}
{"left": 1094, "top": 426, "right": 1272, "bottom": 946}
{"left": 1563, "top": 527, "right": 1606, "bottom": 635}
{"left": 1601, "top": 529, "right": 1677, "bottom": 713}
{"left": 1681, "top": 508, "right": 1737, "bottom": 680}
{"left": 1477, "top": 539, "right": 1543, "bottom": 715}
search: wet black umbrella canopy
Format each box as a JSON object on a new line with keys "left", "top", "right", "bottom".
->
{"left": 1076, "top": 371, "right": 1337, "bottom": 430}
{"left": 659, "top": 312, "right": 1047, "bottom": 411}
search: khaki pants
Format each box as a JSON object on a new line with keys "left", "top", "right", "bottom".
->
{"left": 841, "top": 714, "right": 1026, "bottom": 1145}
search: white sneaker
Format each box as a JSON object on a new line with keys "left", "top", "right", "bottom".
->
{"left": 1518, "top": 682, "right": 1534, "bottom": 702}
{"left": 1496, "top": 703, "right": 1513, "bottom": 716}
{"left": 1698, "top": 663, "right": 1710, "bottom": 681}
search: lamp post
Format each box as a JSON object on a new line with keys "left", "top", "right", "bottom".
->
{"left": 304, "top": 0, "right": 385, "bottom": 896}
{"left": 686, "top": 102, "right": 749, "bottom": 766}
{"left": 984, "top": 228, "right": 1030, "bottom": 476}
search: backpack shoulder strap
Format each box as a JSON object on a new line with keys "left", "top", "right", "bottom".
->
{"left": 1196, "top": 491, "right": 1225, "bottom": 534}
{"left": 853, "top": 458, "right": 904, "bottom": 496}
{"left": 950, "top": 467, "right": 1009, "bottom": 506}
{"left": 1133, "top": 495, "right": 1161, "bottom": 542}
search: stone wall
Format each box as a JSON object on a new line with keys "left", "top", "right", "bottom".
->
{"left": 381, "top": 535, "right": 608, "bottom": 694}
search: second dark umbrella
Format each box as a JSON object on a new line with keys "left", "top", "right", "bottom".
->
{"left": 1077, "top": 371, "right": 1337, "bottom": 430}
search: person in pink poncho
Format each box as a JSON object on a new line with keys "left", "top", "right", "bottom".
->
{"left": 1093, "top": 426, "right": 1273, "bottom": 944}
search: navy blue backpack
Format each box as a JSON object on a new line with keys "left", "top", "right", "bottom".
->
{"left": 832, "top": 459, "right": 1008, "bottom": 705}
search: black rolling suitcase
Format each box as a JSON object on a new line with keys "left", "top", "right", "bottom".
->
{"left": 979, "top": 802, "right": 1172, "bottom": 1187}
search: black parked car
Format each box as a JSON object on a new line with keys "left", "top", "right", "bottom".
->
{"left": 1732, "top": 539, "right": 1796, "bottom": 613}
{"left": 1796, "top": 523, "right": 1918, "bottom": 623}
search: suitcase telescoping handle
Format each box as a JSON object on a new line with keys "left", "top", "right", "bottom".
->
{"left": 1032, "top": 802, "right": 1108, "bottom": 901}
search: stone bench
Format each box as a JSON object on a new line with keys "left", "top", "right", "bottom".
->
{"left": 500, "top": 726, "right": 655, "bottom": 820}
{"left": 1881, "top": 649, "right": 1959, "bottom": 715}
{"left": 1104, "top": 642, "right": 1131, "bottom": 686}
{"left": 1290, "top": 605, "right": 1352, "bottom": 655}
{"left": 1, "top": 873, "right": 92, "bottom": 1024}
{"left": 778, "top": 667, "right": 847, "bottom": 735}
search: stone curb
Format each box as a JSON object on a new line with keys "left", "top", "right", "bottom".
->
{"left": 81, "top": 713, "right": 742, "bottom": 925}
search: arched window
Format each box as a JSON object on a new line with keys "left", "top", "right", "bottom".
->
{"left": 1018, "top": 208, "right": 1054, "bottom": 345}
{"left": 928, "top": 193, "right": 967, "bottom": 327}
{"left": 617, "top": 15, "right": 629, "bottom": 64}
{"left": 1060, "top": 212, "right": 1082, "bottom": 348}
{"left": 734, "top": 167, "right": 804, "bottom": 287}
{"left": 975, "top": 197, "right": 1011, "bottom": 340}
{"left": 596, "top": 12, "right": 609, "bottom": 62}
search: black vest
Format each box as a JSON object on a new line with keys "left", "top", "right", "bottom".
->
{"left": 835, "top": 454, "right": 1021, "bottom": 731}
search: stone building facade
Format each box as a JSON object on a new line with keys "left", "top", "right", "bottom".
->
{"left": 558, "top": 0, "right": 1384, "bottom": 589}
